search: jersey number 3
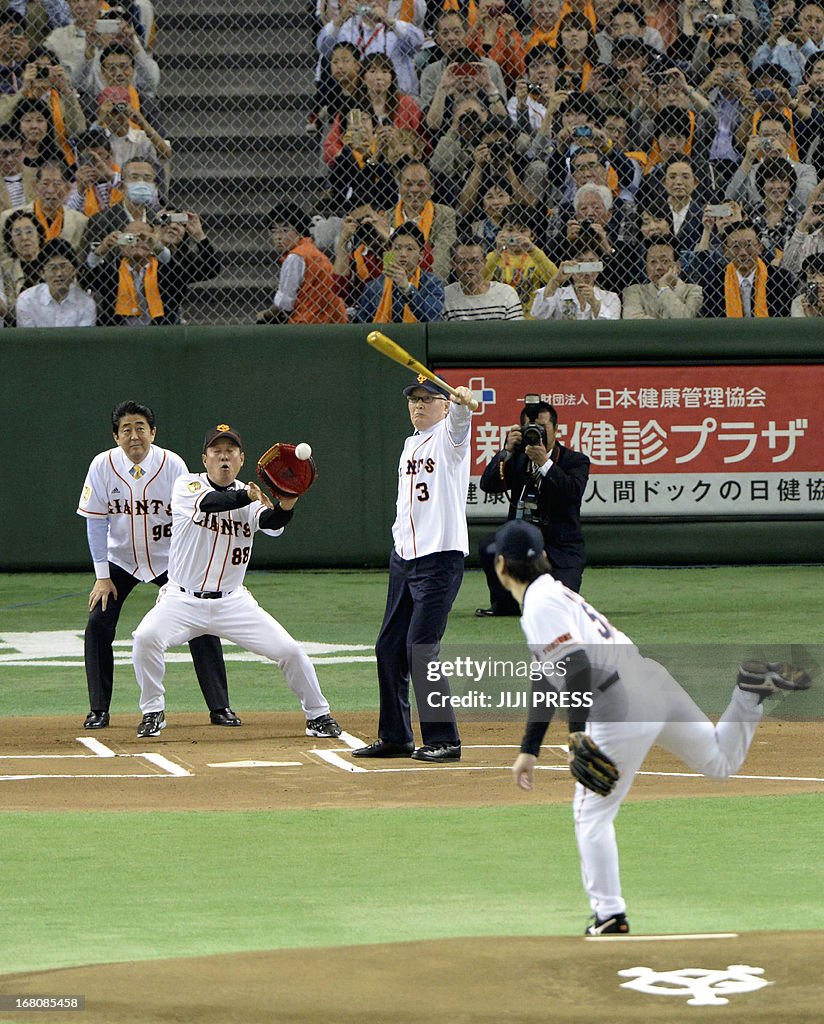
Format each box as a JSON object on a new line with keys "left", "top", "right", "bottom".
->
{"left": 415, "top": 482, "right": 430, "bottom": 502}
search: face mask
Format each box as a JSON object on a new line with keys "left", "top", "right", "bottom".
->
{"left": 126, "top": 181, "right": 156, "bottom": 206}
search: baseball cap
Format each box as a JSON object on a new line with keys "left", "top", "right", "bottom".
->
{"left": 403, "top": 374, "right": 449, "bottom": 399}
{"left": 202, "top": 423, "right": 243, "bottom": 451}
{"left": 490, "top": 521, "right": 545, "bottom": 561}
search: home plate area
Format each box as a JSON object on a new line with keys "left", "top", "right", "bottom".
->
{"left": 0, "top": 712, "right": 822, "bottom": 814}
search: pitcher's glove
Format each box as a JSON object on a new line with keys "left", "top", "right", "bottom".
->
{"left": 256, "top": 443, "right": 317, "bottom": 500}
{"left": 568, "top": 733, "right": 620, "bottom": 797}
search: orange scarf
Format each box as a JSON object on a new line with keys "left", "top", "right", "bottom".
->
{"left": 442, "top": 0, "right": 478, "bottom": 27}
{"left": 546, "top": 1, "right": 597, "bottom": 45}
{"left": 724, "top": 260, "right": 769, "bottom": 318}
{"left": 751, "top": 108, "right": 799, "bottom": 162}
{"left": 394, "top": 199, "right": 434, "bottom": 241}
{"left": 374, "top": 266, "right": 421, "bottom": 322}
{"left": 33, "top": 199, "right": 63, "bottom": 240}
{"left": 49, "top": 90, "right": 75, "bottom": 167}
{"left": 115, "top": 257, "right": 165, "bottom": 319}
{"left": 352, "top": 138, "right": 378, "bottom": 169}
{"left": 525, "top": 29, "right": 555, "bottom": 51}
{"left": 353, "top": 243, "right": 370, "bottom": 280}
{"left": 83, "top": 183, "right": 124, "bottom": 216}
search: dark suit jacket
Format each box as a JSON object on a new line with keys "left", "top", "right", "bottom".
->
{"left": 479, "top": 441, "right": 590, "bottom": 571}
{"left": 83, "top": 239, "right": 222, "bottom": 325}
{"left": 682, "top": 250, "right": 797, "bottom": 318}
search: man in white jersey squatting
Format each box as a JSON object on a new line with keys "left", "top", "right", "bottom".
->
{"left": 131, "top": 423, "right": 342, "bottom": 740}
{"left": 492, "top": 520, "right": 812, "bottom": 936}
{"left": 77, "top": 401, "right": 235, "bottom": 731}
{"left": 353, "top": 375, "right": 475, "bottom": 763}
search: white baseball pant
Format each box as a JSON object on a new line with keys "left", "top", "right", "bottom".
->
{"left": 132, "top": 584, "right": 331, "bottom": 718}
{"left": 572, "top": 659, "right": 764, "bottom": 919}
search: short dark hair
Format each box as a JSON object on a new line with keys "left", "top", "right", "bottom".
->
{"left": 754, "top": 157, "right": 796, "bottom": 194}
{"left": 644, "top": 236, "right": 675, "bottom": 254}
{"left": 720, "top": 219, "right": 758, "bottom": 242}
{"left": 499, "top": 552, "right": 553, "bottom": 585}
{"left": 801, "top": 252, "right": 824, "bottom": 279}
{"left": 436, "top": 9, "right": 467, "bottom": 30}
{"left": 268, "top": 202, "right": 311, "bottom": 237}
{"left": 654, "top": 106, "right": 692, "bottom": 140}
{"left": 331, "top": 41, "right": 360, "bottom": 59}
{"left": 26, "top": 46, "right": 58, "bottom": 66}
{"left": 35, "top": 159, "right": 72, "bottom": 183}
{"left": 3, "top": 209, "right": 45, "bottom": 255}
{"left": 525, "top": 44, "right": 557, "bottom": 68}
{"left": 100, "top": 44, "right": 135, "bottom": 65}
{"left": 757, "top": 112, "right": 793, "bottom": 134}
{"left": 389, "top": 221, "right": 426, "bottom": 248}
{"left": 521, "top": 401, "right": 558, "bottom": 428}
{"left": 111, "top": 401, "right": 156, "bottom": 433}
{"left": 39, "top": 237, "right": 78, "bottom": 272}
{"left": 663, "top": 155, "right": 695, "bottom": 173}
{"left": 612, "top": 2, "right": 643, "bottom": 21}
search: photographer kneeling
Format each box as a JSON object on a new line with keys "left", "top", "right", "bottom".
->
{"left": 476, "top": 398, "right": 590, "bottom": 617}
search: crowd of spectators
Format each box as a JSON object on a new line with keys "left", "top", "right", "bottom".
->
{"left": 2, "top": 1, "right": 823, "bottom": 326}
{"left": 283, "top": 0, "right": 824, "bottom": 323}
{"left": 0, "top": 0, "right": 221, "bottom": 327}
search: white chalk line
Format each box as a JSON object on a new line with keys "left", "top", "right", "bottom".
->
{"left": 0, "top": 736, "right": 190, "bottom": 781}
{"left": 585, "top": 932, "right": 739, "bottom": 942}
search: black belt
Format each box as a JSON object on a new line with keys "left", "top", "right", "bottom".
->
{"left": 179, "top": 587, "right": 224, "bottom": 599}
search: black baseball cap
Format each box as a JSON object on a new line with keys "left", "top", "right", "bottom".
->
{"left": 491, "top": 521, "right": 545, "bottom": 561}
{"left": 202, "top": 423, "right": 243, "bottom": 451}
{"left": 403, "top": 375, "right": 450, "bottom": 399}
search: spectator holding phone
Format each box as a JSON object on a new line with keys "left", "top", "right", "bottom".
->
{"left": 699, "top": 45, "right": 756, "bottom": 184}
{"left": 753, "top": 1, "right": 824, "bottom": 89}
{"left": 530, "top": 243, "right": 621, "bottom": 318}
{"left": 332, "top": 201, "right": 391, "bottom": 310}
{"left": 15, "top": 236, "right": 96, "bottom": 327}
{"left": 781, "top": 184, "right": 824, "bottom": 272}
{"left": 77, "top": 32, "right": 161, "bottom": 128}
{"left": 318, "top": 0, "right": 426, "bottom": 98}
{"left": 745, "top": 158, "right": 805, "bottom": 262}
{"left": 596, "top": 2, "right": 666, "bottom": 64}
{"left": 791, "top": 251, "right": 824, "bottom": 314}
{"left": 622, "top": 237, "right": 704, "bottom": 317}
{"left": 483, "top": 209, "right": 558, "bottom": 316}
{"left": 327, "top": 108, "right": 399, "bottom": 209}
{"left": 0, "top": 123, "right": 34, "bottom": 211}
{"left": 95, "top": 85, "right": 171, "bottom": 168}
{"left": 456, "top": 121, "right": 538, "bottom": 217}
{"left": 66, "top": 129, "right": 122, "bottom": 215}
{"left": 465, "top": 0, "right": 526, "bottom": 93}
{"left": 84, "top": 157, "right": 159, "bottom": 256}
{"left": 420, "top": 11, "right": 508, "bottom": 119}
{"left": 355, "top": 221, "right": 445, "bottom": 322}
{"left": 0, "top": 11, "right": 29, "bottom": 96}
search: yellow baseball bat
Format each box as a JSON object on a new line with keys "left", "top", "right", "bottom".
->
{"left": 367, "top": 330, "right": 479, "bottom": 410}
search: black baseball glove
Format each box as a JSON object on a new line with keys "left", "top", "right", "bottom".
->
{"left": 568, "top": 733, "right": 620, "bottom": 797}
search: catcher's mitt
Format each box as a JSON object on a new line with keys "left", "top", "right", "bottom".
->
{"left": 568, "top": 732, "right": 620, "bottom": 797}
{"left": 256, "top": 443, "right": 317, "bottom": 500}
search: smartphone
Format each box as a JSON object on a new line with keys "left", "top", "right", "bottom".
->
{"left": 565, "top": 261, "right": 603, "bottom": 274}
{"left": 707, "top": 203, "right": 733, "bottom": 218}
{"left": 116, "top": 233, "right": 137, "bottom": 246}
{"left": 95, "top": 18, "right": 121, "bottom": 34}
{"left": 382, "top": 252, "right": 396, "bottom": 272}
{"left": 167, "top": 212, "right": 189, "bottom": 224}
{"left": 348, "top": 109, "right": 363, "bottom": 129}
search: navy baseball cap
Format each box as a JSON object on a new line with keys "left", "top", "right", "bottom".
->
{"left": 491, "top": 521, "right": 545, "bottom": 561}
{"left": 403, "top": 375, "right": 450, "bottom": 400}
{"left": 203, "top": 423, "right": 244, "bottom": 451}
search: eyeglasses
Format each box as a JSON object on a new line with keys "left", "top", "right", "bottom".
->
{"left": 407, "top": 395, "right": 446, "bottom": 404}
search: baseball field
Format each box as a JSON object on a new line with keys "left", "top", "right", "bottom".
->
{"left": 1, "top": 565, "right": 823, "bottom": 1023}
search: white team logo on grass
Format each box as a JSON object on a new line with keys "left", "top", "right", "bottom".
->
{"left": 618, "top": 964, "right": 770, "bottom": 1006}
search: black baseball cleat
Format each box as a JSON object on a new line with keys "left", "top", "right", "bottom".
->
{"left": 411, "top": 743, "right": 461, "bottom": 763}
{"left": 137, "top": 711, "right": 166, "bottom": 738}
{"left": 737, "top": 660, "right": 812, "bottom": 699}
{"left": 84, "top": 710, "right": 110, "bottom": 730}
{"left": 585, "top": 913, "right": 630, "bottom": 936}
{"left": 352, "top": 739, "right": 414, "bottom": 758}
{"left": 305, "top": 714, "right": 342, "bottom": 738}
{"left": 210, "top": 707, "right": 242, "bottom": 726}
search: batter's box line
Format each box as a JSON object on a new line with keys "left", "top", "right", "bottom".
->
{"left": 312, "top": 742, "right": 824, "bottom": 782}
{"left": 0, "top": 737, "right": 192, "bottom": 781}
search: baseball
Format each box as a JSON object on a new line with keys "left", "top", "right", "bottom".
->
{"left": 295, "top": 442, "right": 312, "bottom": 460}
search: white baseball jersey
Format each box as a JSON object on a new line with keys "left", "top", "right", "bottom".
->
{"left": 168, "top": 474, "right": 280, "bottom": 593}
{"left": 77, "top": 444, "right": 187, "bottom": 582}
{"left": 392, "top": 403, "right": 472, "bottom": 560}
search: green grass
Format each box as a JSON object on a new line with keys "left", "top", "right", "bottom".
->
{"left": 1, "top": 795, "right": 823, "bottom": 976}
{"left": 1, "top": 566, "right": 823, "bottom": 718}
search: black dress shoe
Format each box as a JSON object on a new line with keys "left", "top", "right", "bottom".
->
{"left": 84, "top": 710, "right": 110, "bottom": 729}
{"left": 411, "top": 743, "right": 461, "bottom": 762}
{"left": 352, "top": 739, "right": 414, "bottom": 758}
{"left": 210, "top": 707, "right": 242, "bottom": 726}
{"left": 475, "top": 607, "right": 496, "bottom": 617}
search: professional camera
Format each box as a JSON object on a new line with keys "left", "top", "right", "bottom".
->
{"left": 519, "top": 394, "right": 548, "bottom": 450}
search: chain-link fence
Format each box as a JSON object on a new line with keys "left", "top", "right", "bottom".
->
{"left": 1, "top": 0, "right": 823, "bottom": 327}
